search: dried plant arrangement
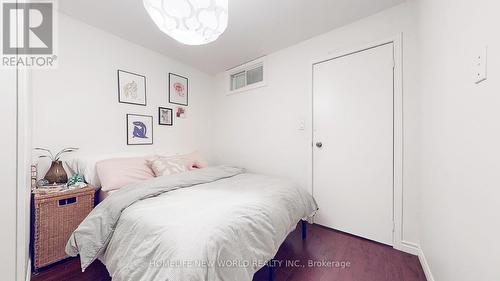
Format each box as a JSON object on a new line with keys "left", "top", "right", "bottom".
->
{"left": 34, "top": 147, "right": 79, "bottom": 184}
{"left": 34, "top": 147, "right": 79, "bottom": 161}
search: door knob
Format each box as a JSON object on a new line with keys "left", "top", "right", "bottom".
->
{"left": 315, "top": 142, "right": 323, "bottom": 148}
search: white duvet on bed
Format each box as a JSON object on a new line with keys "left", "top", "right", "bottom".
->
{"left": 100, "top": 171, "right": 317, "bottom": 281}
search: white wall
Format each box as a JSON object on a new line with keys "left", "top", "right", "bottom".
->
{"left": 32, "top": 13, "right": 215, "bottom": 168}
{"left": 0, "top": 69, "right": 18, "bottom": 280}
{"left": 27, "top": 2, "right": 500, "bottom": 280}
{"left": 212, "top": 3, "right": 421, "bottom": 246}
{"left": 417, "top": 0, "right": 500, "bottom": 280}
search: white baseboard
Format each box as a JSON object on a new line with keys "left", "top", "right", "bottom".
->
{"left": 394, "top": 241, "right": 434, "bottom": 281}
{"left": 417, "top": 247, "right": 435, "bottom": 281}
{"left": 394, "top": 240, "right": 419, "bottom": 255}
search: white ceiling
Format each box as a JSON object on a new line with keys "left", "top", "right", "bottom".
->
{"left": 59, "top": 0, "right": 404, "bottom": 74}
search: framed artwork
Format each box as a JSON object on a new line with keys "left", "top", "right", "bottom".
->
{"left": 176, "top": 107, "right": 186, "bottom": 119}
{"left": 126, "top": 114, "right": 153, "bottom": 145}
{"left": 169, "top": 73, "right": 188, "bottom": 106}
{"left": 118, "top": 70, "right": 147, "bottom": 106}
{"left": 158, "top": 107, "right": 173, "bottom": 126}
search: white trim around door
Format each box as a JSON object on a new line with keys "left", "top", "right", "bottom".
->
{"left": 307, "top": 33, "right": 415, "bottom": 254}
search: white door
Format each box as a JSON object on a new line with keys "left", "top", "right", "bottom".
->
{"left": 313, "top": 43, "right": 394, "bottom": 245}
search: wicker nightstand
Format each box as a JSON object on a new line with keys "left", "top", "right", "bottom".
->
{"left": 31, "top": 186, "right": 96, "bottom": 271}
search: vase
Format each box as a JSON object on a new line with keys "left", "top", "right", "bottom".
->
{"left": 44, "top": 161, "right": 68, "bottom": 184}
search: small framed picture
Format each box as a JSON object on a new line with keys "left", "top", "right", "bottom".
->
{"left": 169, "top": 73, "right": 188, "bottom": 106}
{"left": 126, "top": 114, "right": 153, "bottom": 145}
{"left": 158, "top": 107, "right": 173, "bottom": 126}
{"left": 118, "top": 70, "right": 147, "bottom": 106}
{"left": 176, "top": 107, "right": 186, "bottom": 119}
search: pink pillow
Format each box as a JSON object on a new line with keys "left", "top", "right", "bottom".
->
{"left": 96, "top": 157, "right": 155, "bottom": 191}
{"left": 183, "top": 151, "right": 208, "bottom": 170}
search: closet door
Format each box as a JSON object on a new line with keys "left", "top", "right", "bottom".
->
{"left": 313, "top": 43, "right": 394, "bottom": 245}
{"left": 0, "top": 68, "right": 18, "bottom": 279}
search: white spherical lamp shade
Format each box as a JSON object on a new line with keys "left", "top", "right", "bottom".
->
{"left": 143, "top": 0, "right": 229, "bottom": 45}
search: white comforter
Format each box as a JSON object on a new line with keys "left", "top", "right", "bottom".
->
{"left": 68, "top": 166, "right": 318, "bottom": 281}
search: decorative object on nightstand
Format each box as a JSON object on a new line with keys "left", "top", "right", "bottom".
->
{"left": 67, "top": 173, "right": 85, "bottom": 187}
{"left": 31, "top": 185, "right": 96, "bottom": 271}
{"left": 34, "top": 147, "right": 78, "bottom": 184}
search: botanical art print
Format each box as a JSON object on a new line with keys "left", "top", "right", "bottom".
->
{"left": 169, "top": 73, "right": 188, "bottom": 106}
{"left": 158, "top": 107, "right": 173, "bottom": 126}
{"left": 127, "top": 114, "right": 153, "bottom": 145}
{"left": 118, "top": 70, "right": 147, "bottom": 106}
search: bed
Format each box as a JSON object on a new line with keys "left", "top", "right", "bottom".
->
{"left": 66, "top": 165, "right": 318, "bottom": 281}
{"left": 98, "top": 189, "right": 116, "bottom": 202}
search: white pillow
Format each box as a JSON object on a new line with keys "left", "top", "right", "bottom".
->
{"left": 66, "top": 152, "right": 144, "bottom": 187}
{"left": 146, "top": 151, "right": 208, "bottom": 177}
{"left": 147, "top": 155, "right": 189, "bottom": 177}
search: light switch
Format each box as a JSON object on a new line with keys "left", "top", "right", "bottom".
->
{"left": 298, "top": 119, "right": 305, "bottom": 131}
{"left": 475, "top": 47, "right": 487, "bottom": 84}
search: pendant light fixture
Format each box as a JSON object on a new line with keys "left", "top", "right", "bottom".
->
{"left": 143, "top": 0, "right": 229, "bottom": 45}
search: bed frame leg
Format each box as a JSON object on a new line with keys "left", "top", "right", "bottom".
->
{"left": 301, "top": 220, "right": 307, "bottom": 240}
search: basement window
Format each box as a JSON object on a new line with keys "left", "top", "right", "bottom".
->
{"left": 230, "top": 71, "right": 247, "bottom": 91}
{"left": 227, "top": 57, "right": 267, "bottom": 94}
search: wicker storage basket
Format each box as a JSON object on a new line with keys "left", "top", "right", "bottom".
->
{"left": 32, "top": 186, "right": 95, "bottom": 270}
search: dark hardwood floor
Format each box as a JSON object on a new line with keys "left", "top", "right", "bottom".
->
{"left": 32, "top": 224, "right": 426, "bottom": 281}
